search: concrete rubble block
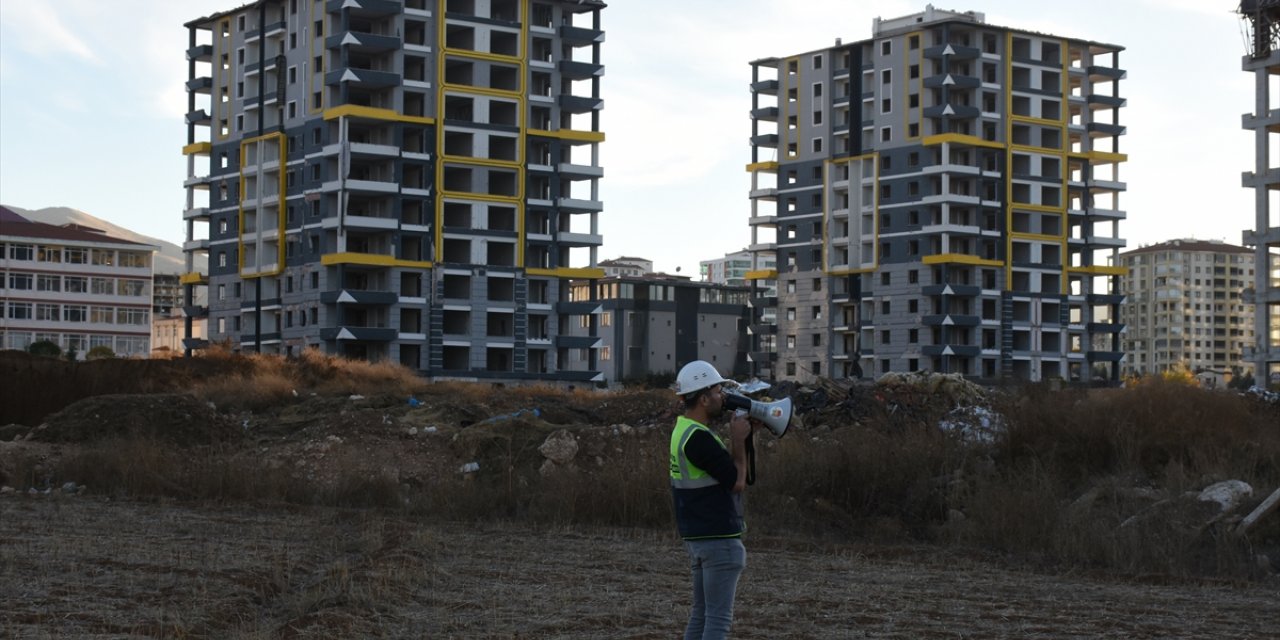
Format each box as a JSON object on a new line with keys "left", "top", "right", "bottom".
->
{"left": 1197, "top": 480, "right": 1254, "bottom": 513}
{"left": 539, "top": 429, "right": 579, "bottom": 465}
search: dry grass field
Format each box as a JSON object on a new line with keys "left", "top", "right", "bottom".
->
{"left": 3, "top": 498, "right": 1278, "bottom": 639}
{"left": 2, "top": 350, "right": 1279, "bottom": 638}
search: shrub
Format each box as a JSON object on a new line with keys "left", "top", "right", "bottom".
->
{"left": 86, "top": 345, "right": 116, "bottom": 361}
{"left": 27, "top": 340, "right": 61, "bottom": 358}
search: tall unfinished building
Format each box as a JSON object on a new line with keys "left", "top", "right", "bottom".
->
{"left": 181, "top": 0, "right": 606, "bottom": 382}
{"left": 1239, "top": 0, "right": 1280, "bottom": 385}
{"left": 745, "top": 6, "right": 1127, "bottom": 383}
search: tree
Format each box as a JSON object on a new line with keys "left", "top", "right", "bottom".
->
{"left": 86, "top": 345, "right": 116, "bottom": 361}
{"left": 27, "top": 340, "right": 61, "bottom": 358}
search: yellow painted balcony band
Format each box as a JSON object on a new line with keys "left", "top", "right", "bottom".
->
{"left": 527, "top": 128, "right": 605, "bottom": 143}
{"left": 322, "top": 105, "right": 435, "bottom": 125}
{"left": 921, "top": 133, "right": 1005, "bottom": 150}
{"left": 183, "top": 142, "right": 212, "bottom": 156}
{"left": 922, "top": 254, "right": 1005, "bottom": 267}
{"left": 1067, "top": 265, "right": 1128, "bottom": 276}
{"left": 527, "top": 267, "right": 605, "bottom": 279}
{"left": 745, "top": 161, "right": 779, "bottom": 172}
{"left": 744, "top": 269, "right": 778, "bottom": 281}
{"left": 179, "top": 272, "right": 209, "bottom": 285}
{"left": 321, "top": 253, "right": 434, "bottom": 269}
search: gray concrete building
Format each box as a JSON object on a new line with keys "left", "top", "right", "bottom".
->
{"left": 560, "top": 274, "right": 749, "bottom": 385}
{"left": 181, "top": 0, "right": 606, "bottom": 382}
{"left": 1239, "top": 0, "right": 1280, "bottom": 386}
{"left": 1119, "top": 239, "right": 1255, "bottom": 379}
{"left": 746, "top": 6, "right": 1127, "bottom": 383}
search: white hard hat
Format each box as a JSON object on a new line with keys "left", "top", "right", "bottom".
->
{"left": 675, "top": 360, "right": 734, "bottom": 396}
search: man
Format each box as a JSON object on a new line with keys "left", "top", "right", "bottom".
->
{"left": 670, "top": 360, "right": 758, "bottom": 640}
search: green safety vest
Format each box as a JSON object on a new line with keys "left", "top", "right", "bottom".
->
{"left": 669, "top": 416, "right": 725, "bottom": 489}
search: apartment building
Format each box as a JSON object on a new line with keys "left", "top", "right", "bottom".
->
{"left": 182, "top": 0, "right": 605, "bottom": 382}
{"left": 701, "top": 249, "right": 775, "bottom": 287}
{"left": 746, "top": 6, "right": 1127, "bottom": 383}
{"left": 1240, "top": 0, "right": 1280, "bottom": 386}
{"left": 0, "top": 207, "right": 157, "bottom": 357}
{"left": 1119, "top": 239, "right": 1254, "bottom": 377}
{"left": 559, "top": 274, "right": 749, "bottom": 384}
{"left": 599, "top": 256, "right": 652, "bottom": 278}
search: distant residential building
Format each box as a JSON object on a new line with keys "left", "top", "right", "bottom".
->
{"left": 746, "top": 7, "right": 1127, "bottom": 383}
{"left": 152, "top": 312, "right": 207, "bottom": 355}
{"left": 182, "top": 0, "right": 607, "bottom": 382}
{"left": 560, "top": 274, "right": 749, "bottom": 384}
{"left": 1120, "top": 239, "right": 1255, "bottom": 377}
{"left": 701, "top": 249, "right": 775, "bottom": 287}
{"left": 0, "top": 206, "right": 157, "bottom": 357}
{"left": 153, "top": 273, "right": 183, "bottom": 316}
{"left": 599, "top": 256, "right": 653, "bottom": 278}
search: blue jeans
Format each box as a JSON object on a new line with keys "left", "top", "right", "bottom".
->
{"left": 683, "top": 537, "right": 746, "bottom": 640}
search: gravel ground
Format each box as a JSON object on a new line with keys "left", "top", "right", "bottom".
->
{"left": 2, "top": 497, "right": 1277, "bottom": 639}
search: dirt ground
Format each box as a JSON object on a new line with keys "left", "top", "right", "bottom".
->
{"left": 2, "top": 497, "right": 1278, "bottom": 639}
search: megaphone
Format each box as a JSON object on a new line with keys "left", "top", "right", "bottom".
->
{"left": 722, "top": 393, "right": 792, "bottom": 439}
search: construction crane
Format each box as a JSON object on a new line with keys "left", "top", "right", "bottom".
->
{"left": 1240, "top": 0, "right": 1280, "bottom": 57}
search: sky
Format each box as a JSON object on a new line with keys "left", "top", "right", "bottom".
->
{"left": 0, "top": 0, "right": 1258, "bottom": 277}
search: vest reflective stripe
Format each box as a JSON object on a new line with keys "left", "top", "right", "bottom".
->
{"left": 670, "top": 416, "right": 724, "bottom": 489}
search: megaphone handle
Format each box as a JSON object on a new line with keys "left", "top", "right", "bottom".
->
{"left": 744, "top": 431, "right": 756, "bottom": 486}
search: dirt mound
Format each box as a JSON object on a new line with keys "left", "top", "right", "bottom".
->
{"left": 29, "top": 394, "right": 243, "bottom": 446}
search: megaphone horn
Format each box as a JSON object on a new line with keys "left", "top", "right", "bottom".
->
{"left": 722, "top": 393, "right": 792, "bottom": 439}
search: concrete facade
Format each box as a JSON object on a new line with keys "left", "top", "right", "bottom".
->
{"left": 1240, "top": 2, "right": 1280, "bottom": 386}
{"left": 747, "top": 7, "right": 1127, "bottom": 383}
{"left": 182, "top": 0, "right": 607, "bottom": 382}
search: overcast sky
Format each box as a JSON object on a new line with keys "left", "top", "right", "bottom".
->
{"left": 0, "top": 0, "right": 1255, "bottom": 276}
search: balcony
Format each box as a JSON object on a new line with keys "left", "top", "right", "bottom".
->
{"left": 185, "top": 109, "right": 211, "bottom": 126}
{"left": 244, "top": 21, "right": 287, "bottom": 42}
{"left": 182, "top": 305, "right": 209, "bottom": 319}
{"left": 325, "top": 68, "right": 401, "bottom": 88}
{"left": 751, "top": 106, "right": 779, "bottom": 121}
{"left": 555, "top": 335, "right": 601, "bottom": 349}
{"left": 185, "top": 76, "right": 212, "bottom": 93}
{"left": 1087, "top": 94, "right": 1126, "bottom": 110}
{"left": 924, "top": 43, "right": 981, "bottom": 60}
{"left": 559, "top": 94, "right": 603, "bottom": 113}
{"left": 1086, "top": 349, "right": 1125, "bottom": 363}
{"left": 559, "top": 60, "right": 604, "bottom": 80}
{"left": 1241, "top": 108, "right": 1280, "bottom": 133}
{"left": 559, "top": 197, "right": 603, "bottom": 213}
{"left": 751, "top": 133, "right": 779, "bottom": 147}
{"left": 321, "top": 326, "right": 397, "bottom": 341}
{"left": 1086, "top": 65, "right": 1126, "bottom": 82}
{"left": 320, "top": 289, "right": 398, "bottom": 305}
{"left": 1085, "top": 293, "right": 1126, "bottom": 305}
{"left": 748, "top": 350, "right": 778, "bottom": 362}
{"left": 748, "top": 322, "right": 777, "bottom": 335}
{"left": 1087, "top": 122, "right": 1126, "bottom": 138}
{"left": 922, "top": 283, "right": 982, "bottom": 297}
{"left": 558, "top": 162, "right": 604, "bottom": 179}
{"left": 924, "top": 104, "right": 981, "bottom": 119}
{"left": 326, "top": 0, "right": 400, "bottom": 16}
{"left": 326, "top": 31, "right": 400, "bottom": 53}
{"left": 560, "top": 24, "right": 604, "bottom": 46}
{"left": 751, "top": 79, "right": 779, "bottom": 95}
{"left": 922, "top": 344, "right": 982, "bottom": 357}
{"left": 183, "top": 238, "right": 211, "bottom": 253}
{"left": 922, "top": 314, "right": 982, "bottom": 327}
{"left": 183, "top": 207, "right": 209, "bottom": 222}
{"left": 557, "top": 231, "right": 604, "bottom": 247}
{"left": 923, "top": 73, "right": 981, "bottom": 90}
{"left": 187, "top": 45, "right": 213, "bottom": 62}
{"left": 1087, "top": 322, "right": 1124, "bottom": 334}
